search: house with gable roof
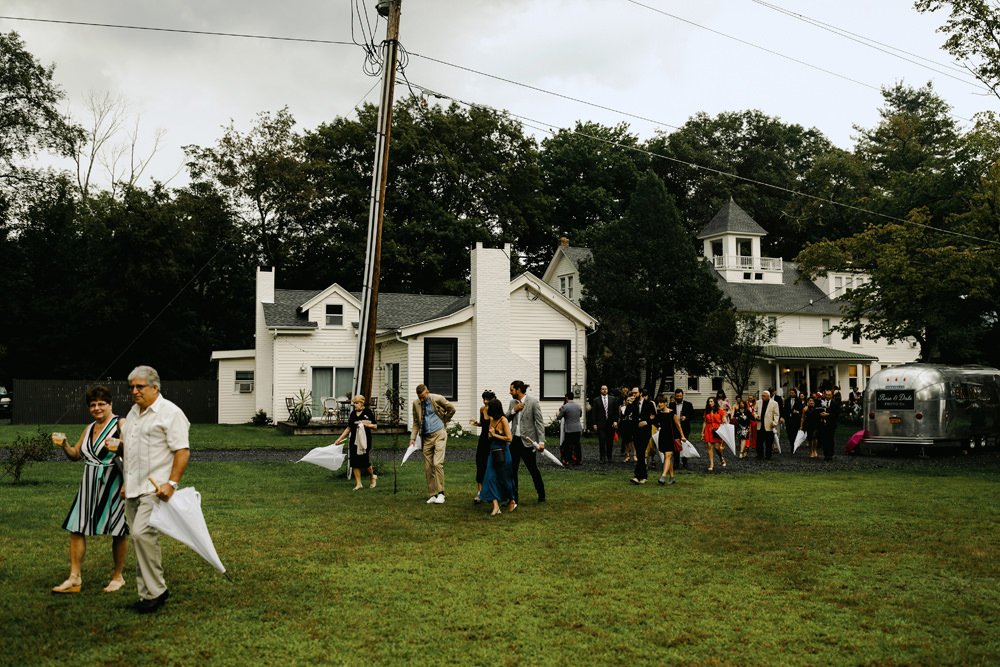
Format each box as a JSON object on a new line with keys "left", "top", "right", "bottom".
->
{"left": 542, "top": 199, "right": 919, "bottom": 401}
{"left": 211, "top": 243, "right": 597, "bottom": 427}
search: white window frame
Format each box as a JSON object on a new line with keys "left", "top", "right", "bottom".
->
{"left": 234, "top": 370, "right": 254, "bottom": 394}
{"left": 325, "top": 304, "right": 344, "bottom": 327}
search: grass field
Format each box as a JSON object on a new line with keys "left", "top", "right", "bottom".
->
{"left": 1, "top": 455, "right": 998, "bottom": 666}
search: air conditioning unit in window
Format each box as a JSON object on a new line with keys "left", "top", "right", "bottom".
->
{"left": 238, "top": 382, "right": 254, "bottom": 394}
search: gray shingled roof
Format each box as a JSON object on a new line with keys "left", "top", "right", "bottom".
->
{"left": 263, "top": 289, "right": 469, "bottom": 330}
{"left": 714, "top": 264, "right": 844, "bottom": 316}
{"left": 697, "top": 199, "right": 768, "bottom": 239}
{"left": 561, "top": 246, "right": 593, "bottom": 269}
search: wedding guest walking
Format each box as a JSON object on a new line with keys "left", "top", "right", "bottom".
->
{"left": 703, "top": 397, "right": 728, "bottom": 472}
{"left": 507, "top": 380, "right": 546, "bottom": 503}
{"left": 655, "top": 395, "right": 683, "bottom": 485}
{"left": 590, "top": 385, "right": 618, "bottom": 463}
{"left": 481, "top": 398, "right": 516, "bottom": 516}
{"left": 670, "top": 389, "right": 694, "bottom": 470}
{"left": 333, "top": 395, "right": 378, "bottom": 490}
{"left": 469, "top": 390, "right": 496, "bottom": 503}
{"left": 630, "top": 388, "right": 656, "bottom": 485}
{"left": 51, "top": 385, "right": 128, "bottom": 595}
{"left": 557, "top": 392, "right": 583, "bottom": 465}
{"left": 409, "top": 384, "right": 456, "bottom": 504}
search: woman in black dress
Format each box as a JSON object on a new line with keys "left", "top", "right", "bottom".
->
{"left": 469, "top": 389, "right": 496, "bottom": 503}
{"left": 334, "top": 395, "right": 378, "bottom": 490}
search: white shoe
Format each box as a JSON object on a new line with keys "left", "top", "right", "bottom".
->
{"left": 433, "top": 493, "right": 446, "bottom": 504}
{"left": 426, "top": 495, "right": 438, "bottom": 504}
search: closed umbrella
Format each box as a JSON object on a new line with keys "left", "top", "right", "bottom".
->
{"left": 793, "top": 430, "right": 808, "bottom": 453}
{"left": 680, "top": 439, "right": 700, "bottom": 458}
{"left": 533, "top": 442, "right": 564, "bottom": 467}
{"left": 148, "top": 485, "right": 225, "bottom": 574}
{"left": 401, "top": 436, "right": 421, "bottom": 465}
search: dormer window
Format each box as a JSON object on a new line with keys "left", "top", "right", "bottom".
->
{"left": 325, "top": 304, "right": 343, "bottom": 326}
{"left": 559, "top": 275, "right": 574, "bottom": 300}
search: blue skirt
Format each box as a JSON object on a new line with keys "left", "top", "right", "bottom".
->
{"left": 480, "top": 441, "right": 513, "bottom": 503}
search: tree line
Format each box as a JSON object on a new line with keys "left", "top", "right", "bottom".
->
{"left": 1, "top": 1, "right": 998, "bottom": 389}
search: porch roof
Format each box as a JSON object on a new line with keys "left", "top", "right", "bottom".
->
{"left": 760, "top": 345, "right": 877, "bottom": 362}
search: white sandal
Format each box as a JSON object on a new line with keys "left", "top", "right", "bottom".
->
{"left": 102, "top": 577, "right": 126, "bottom": 593}
{"left": 52, "top": 576, "right": 82, "bottom": 594}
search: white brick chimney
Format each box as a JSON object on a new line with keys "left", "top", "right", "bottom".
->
{"left": 470, "top": 243, "right": 512, "bottom": 401}
{"left": 255, "top": 267, "right": 275, "bottom": 416}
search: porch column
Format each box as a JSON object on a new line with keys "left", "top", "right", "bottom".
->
{"left": 774, "top": 363, "right": 780, "bottom": 393}
{"left": 805, "top": 363, "right": 811, "bottom": 394}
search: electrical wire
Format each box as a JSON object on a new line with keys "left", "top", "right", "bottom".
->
{"left": 409, "top": 81, "right": 1000, "bottom": 249}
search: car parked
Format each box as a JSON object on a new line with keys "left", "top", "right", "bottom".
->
{"left": 0, "top": 385, "right": 11, "bottom": 419}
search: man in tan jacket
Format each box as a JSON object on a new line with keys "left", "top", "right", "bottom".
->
{"left": 758, "top": 390, "right": 782, "bottom": 460}
{"left": 409, "top": 384, "right": 456, "bottom": 504}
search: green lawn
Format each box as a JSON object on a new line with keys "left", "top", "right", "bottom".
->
{"left": 1, "top": 458, "right": 997, "bottom": 665}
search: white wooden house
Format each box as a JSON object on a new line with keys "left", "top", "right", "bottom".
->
{"left": 211, "top": 243, "right": 597, "bottom": 427}
{"left": 542, "top": 199, "right": 920, "bottom": 402}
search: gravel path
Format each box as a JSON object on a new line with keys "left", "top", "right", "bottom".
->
{"left": 186, "top": 441, "right": 1000, "bottom": 475}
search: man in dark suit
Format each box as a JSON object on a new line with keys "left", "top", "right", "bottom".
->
{"left": 630, "top": 388, "right": 657, "bottom": 484}
{"left": 670, "top": 389, "right": 694, "bottom": 470}
{"left": 590, "top": 385, "right": 618, "bottom": 463}
{"left": 819, "top": 389, "right": 840, "bottom": 461}
{"left": 507, "top": 380, "right": 546, "bottom": 503}
{"left": 784, "top": 387, "right": 804, "bottom": 450}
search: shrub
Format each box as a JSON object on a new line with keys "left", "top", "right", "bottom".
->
{"left": 2, "top": 428, "right": 53, "bottom": 483}
{"left": 251, "top": 409, "right": 272, "bottom": 426}
{"left": 446, "top": 421, "right": 469, "bottom": 440}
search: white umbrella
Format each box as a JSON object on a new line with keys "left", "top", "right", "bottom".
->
{"left": 653, "top": 431, "right": 665, "bottom": 463}
{"left": 148, "top": 486, "right": 226, "bottom": 574}
{"left": 297, "top": 443, "right": 347, "bottom": 472}
{"left": 680, "top": 439, "right": 700, "bottom": 458}
{"left": 533, "top": 442, "right": 564, "bottom": 467}
{"left": 773, "top": 427, "right": 782, "bottom": 454}
{"left": 401, "top": 436, "right": 421, "bottom": 465}
{"left": 716, "top": 423, "right": 737, "bottom": 456}
{"left": 793, "top": 430, "right": 808, "bottom": 453}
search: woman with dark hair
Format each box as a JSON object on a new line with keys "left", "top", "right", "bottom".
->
{"left": 469, "top": 389, "right": 496, "bottom": 503}
{"left": 334, "top": 395, "right": 378, "bottom": 490}
{"left": 481, "top": 398, "right": 515, "bottom": 516}
{"left": 702, "top": 396, "right": 729, "bottom": 472}
{"left": 51, "top": 385, "right": 128, "bottom": 594}
{"left": 734, "top": 398, "right": 753, "bottom": 459}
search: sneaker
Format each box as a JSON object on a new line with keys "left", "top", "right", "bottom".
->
{"left": 426, "top": 495, "right": 438, "bottom": 504}
{"left": 658, "top": 476, "right": 666, "bottom": 485}
{"left": 630, "top": 477, "right": 640, "bottom": 485}
{"left": 433, "top": 493, "right": 446, "bottom": 504}
{"left": 669, "top": 477, "right": 676, "bottom": 485}
{"left": 638, "top": 478, "right": 647, "bottom": 484}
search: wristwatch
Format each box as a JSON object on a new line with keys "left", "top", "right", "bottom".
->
{"left": 167, "top": 480, "right": 178, "bottom": 490}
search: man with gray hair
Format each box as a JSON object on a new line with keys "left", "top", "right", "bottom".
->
{"left": 120, "top": 365, "right": 190, "bottom": 613}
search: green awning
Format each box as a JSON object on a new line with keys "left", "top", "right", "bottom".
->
{"left": 760, "top": 346, "right": 877, "bottom": 362}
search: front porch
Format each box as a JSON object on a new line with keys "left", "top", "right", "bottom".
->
{"left": 276, "top": 420, "right": 409, "bottom": 436}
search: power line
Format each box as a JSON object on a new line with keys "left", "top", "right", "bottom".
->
{"left": 411, "top": 81, "right": 1000, "bottom": 249}
{"left": 751, "top": 0, "right": 987, "bottom": 89}
{"left": 0, "top": 14, "right": 357, "bottom": 46}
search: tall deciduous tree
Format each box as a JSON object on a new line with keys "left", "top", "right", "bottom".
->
{"left": 915, "top": 0, "right": 1000, "bottom": 102}
{"left": 715, "top": 314, "right": 778, "bottom": 399}
{"left": 580, "top": 171, "right": 734, "bottom": 395}
{"left": 647, "top": 110, "right": 833, "bottom": 259}
{"left": 0, "top": 31, "right": 81, "bottom": 184}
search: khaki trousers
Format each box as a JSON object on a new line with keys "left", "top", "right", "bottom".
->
{"left": 421, "top": 427, "right": 448, "bottom": 497}
{"left": 125, "top": 494, "right": 167, "bottom": 600}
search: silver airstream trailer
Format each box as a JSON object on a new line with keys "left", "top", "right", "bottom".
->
{"left": 863, "top": 364, "right": 1000, "bottom": 454}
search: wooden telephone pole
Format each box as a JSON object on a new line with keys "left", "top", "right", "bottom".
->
{"left": 354, "top": 0, "right": 402, "bottom": 402}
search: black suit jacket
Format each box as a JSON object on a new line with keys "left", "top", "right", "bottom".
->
{"left": 590, "top": 395, "right": 618, "bottom": 430}
{"left": 672, "top": 399, "right": 694, "bottom": 439}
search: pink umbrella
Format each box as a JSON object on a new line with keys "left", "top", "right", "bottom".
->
{"left": 846, "top": 430, "right": 867, "bottom": 455}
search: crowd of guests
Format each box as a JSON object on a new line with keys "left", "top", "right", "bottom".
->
{"left": 587, "top": 384, "right": 845, "bottom": 483}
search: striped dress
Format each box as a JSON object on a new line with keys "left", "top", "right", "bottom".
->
{"left": 61, "top": 417, "right": 128, "bottom": 536}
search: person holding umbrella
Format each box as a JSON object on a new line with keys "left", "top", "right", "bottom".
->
{"left": 333, "top": 395, "right": 378, "bottom": 490}
{"left": 50, "top": 385, "right": 129, "bottom": 594}
{"left": 121, "top": 365, "right": 190, "bottom": 614}
{"left": 703, "top": 397, "right": 729, "bottom": 472}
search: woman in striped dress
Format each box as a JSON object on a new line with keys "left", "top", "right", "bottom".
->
{"left": 51, "top": 386, "right": 129, "bottom": 594}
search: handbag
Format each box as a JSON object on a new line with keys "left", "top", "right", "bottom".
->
{"left": 490, "top": 446, "right": 506, "bottom": 469}
{"left": 673, "top": 439, "right": 683, "bottom": 453}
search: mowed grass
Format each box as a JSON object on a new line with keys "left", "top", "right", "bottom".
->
{"left": 1, "top": 459, "right": 998, "bottom": 666}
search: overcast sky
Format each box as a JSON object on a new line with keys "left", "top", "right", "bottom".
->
{"left": 2, "top": 0, "right": 993, "bottom": 188}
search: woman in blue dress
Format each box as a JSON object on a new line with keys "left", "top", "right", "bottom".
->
{"left": 51, "top": 385, "right": 128, "bottom": 594}
{"left": 480, "top": 398, "right": 515, "bottom": 516}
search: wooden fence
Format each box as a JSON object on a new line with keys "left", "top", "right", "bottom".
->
{"left": 10, "top": 379, "right": 217, "bottom": 424}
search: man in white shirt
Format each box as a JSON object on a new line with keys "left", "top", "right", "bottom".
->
{"left": 121, "top": 365, "right": 190, "bottom": 613}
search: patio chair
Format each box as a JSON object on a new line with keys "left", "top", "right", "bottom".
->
{"left": 285, "top": 397, "right": 295, "bottom": 420}
{"left": 322, "top": 397, "right": 339, "bottom": 423}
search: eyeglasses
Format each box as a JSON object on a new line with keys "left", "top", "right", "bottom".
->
{"left": 129, "top": 384, "right": 148, "bottom": 391}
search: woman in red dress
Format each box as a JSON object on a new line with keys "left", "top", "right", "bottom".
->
{"left": 746, "top": 394, "right": 759, "bottom": 455}
{"left": 702, "top": 397, "right": 728, "bottom": 471}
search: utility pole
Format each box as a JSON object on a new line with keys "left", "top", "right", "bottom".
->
{"left": 354, "top": 0, "right": 402, "bottom": 402}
